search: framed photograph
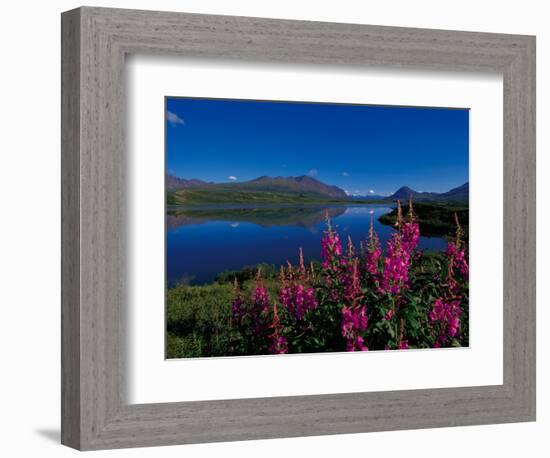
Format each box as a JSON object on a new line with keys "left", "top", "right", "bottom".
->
{"left": 164, "top": 97, "right": 470, "bottom": 358}
{"left": 61, "top": 6, "right": 535, "bottom": 450}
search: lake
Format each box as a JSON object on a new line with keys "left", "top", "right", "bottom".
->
{"left": 166, "top": 204, "right": 448, "bottom": 286}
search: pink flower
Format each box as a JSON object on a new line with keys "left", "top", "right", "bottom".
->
{"left": 365, "top": 247, "right": 381, "bottom": 275}
{"left": 365, "top": 214, "right": 382, "bottom": 275}
{"left": 352, "top": 335, "right": 369, "bottom": 351}
{"left": 401, "top": 196, "right": 420, "bottom": 252}
{"left": 250, "top": 275, "right": 271, "bottom": 336}
{"left": 379, "top": 233, "right": 411, "bottom": 294}
{"left": 378, "top": 198, "right": 421, "bottom": 295}
{"left": 269, "top": 335, "right": 288, "bottom": 354}
{"left": 401, "top": 221, "right": 420, "bottom": 252}
{"left": 294, "top": 284, "right": 318, "bottom": 320}
{"left": 279, "top": 285, "right": 291, "bottom": 309}
{"left": 321, "top": 214, "right": 342, "bottom": 269}
{"left": 446, "top": 242, "right": 469, "bottom": 278}
{"left": 341, "top": 305, "right": 369, "bottom": 351}
{"left": 429, "top": 298, "right": 462, "bottom": 346}
{"left": 398, "top": 340, "right": 409, "bottom": 350}
{"left": 253, "top": 285, "right": 269, "bottom": 313}
{"left": 378, "top": 199, "right": 420, "bottom": 294}
{"left": 321, "top": 231, "right": 342, "bottom": 268}
{"left": 279, "top": 282, "right": 317, "bottom": 320}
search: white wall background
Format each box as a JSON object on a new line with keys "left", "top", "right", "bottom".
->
{"left": 0, "top": 1, "right": 546, "bottom": 456}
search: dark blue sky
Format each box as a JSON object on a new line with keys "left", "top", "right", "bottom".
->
{"left": 166, "top": 97, "right": 469, "bottom": 196}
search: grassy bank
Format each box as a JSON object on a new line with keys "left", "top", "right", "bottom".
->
{"left": 166, "top": 264, "right": 281, "bottom": 358}
{"left": 168, "top": 188, "right": 351, "bottom": 205}
{"left": 166, "top": 274, "right": 281, "bottom": 358}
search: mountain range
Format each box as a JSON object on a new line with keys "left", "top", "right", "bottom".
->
{"left": 247, "top": 175, "right": 348, "bottom": 198}
{"left": 390, "top": 182, "right": 469, "bottom": 202}
{"left": 166, "top": 174, "right": 468, "bottom": 204}
{"left": 166, "top": 175, "right": 211, "bottom": 191}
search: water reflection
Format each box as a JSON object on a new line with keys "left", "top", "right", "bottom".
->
{"left": 166, "top": 204, "right": 447, "bottom": 286}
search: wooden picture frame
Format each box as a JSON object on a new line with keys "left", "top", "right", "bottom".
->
{"left": 61, "top": 6, "right": 536, "bottom": 450}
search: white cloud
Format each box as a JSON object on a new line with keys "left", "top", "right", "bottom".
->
{"left": 228, "top": 175, "right": 238, "bottom": 181}
{"left": 166, "top": 111, "right": 185, "bottom": 126}
{"left": 342, "top": 172, "right": 349, "bottom": 177}
{"left": 369, "top": 189, "right": 375, "bottom": 194}
{"left": 306, "top": 168, "right": 319, "bottom": 178}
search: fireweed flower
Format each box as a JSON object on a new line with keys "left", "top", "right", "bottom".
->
{"left": 401, "top": 221, "right": 420, "bottom": 252}
{"left": 401, "top": 196, "right": 420, "bottom": 252}
{"left": 378, "top": 199, "right": 419, "bottom": 294}
{"left": 428, "top": 213, "right": 466, "bottom": 347}
{"left": 428, "top": 214, "right": 466, "bottom": 347}
{"left": 365, "top": 214, "right": 382, "bottom": 275}
{"left": 251, "top": 272, "right": 270, "bottom": 336}
{"left": 278, "top": 265, "right": 291, "bottom": 308}
{"left": 341, "top": 305, "right": 369, "bottom": 351}
{"left": 268, "top": 303, "right": 288, "bottom": 354}
{"left": 398, "top": 340, "right": 409, "bottom": 350}
{"left": 269, "top": 335, "right": 289, "bottom": 354}
{"left": 444, "top": 246, "right": 461, "bottom": 295}
{"left": 380, "top": 232, "right": 411, "bottom": 294}
{"left": 253, "top": 284, "right": 270, "bottom": 313}
{"left": 287, "top": 283, "right": 318, "bottom": 320}
{"left": 321, "top": 212, "right": 342, "bottom": 269}
{"left": 446, "top": 213, "right": 469, "bottom": 278}
{"left": 429, "top": 298, "right": 462, "bottom": 347}
{"left": 278, "top": 256, "right": 318, "bottom": 320}
{"left": 446, "top": 242, "right": 469, "bottom": 278}
{"left": 278, "top": 285, "right": 292, "bottom": 310}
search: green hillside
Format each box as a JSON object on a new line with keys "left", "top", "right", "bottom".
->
{"left": 168, "top": 187, "right": 349, "bottom": 205}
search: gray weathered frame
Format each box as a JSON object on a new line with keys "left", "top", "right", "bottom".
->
{"left": 61, "top": 6, "right": 536, "bottom": 451}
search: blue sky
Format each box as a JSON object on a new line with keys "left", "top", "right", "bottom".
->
{"left": 165, "top": 97, "right": 469, "bottom": 196}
